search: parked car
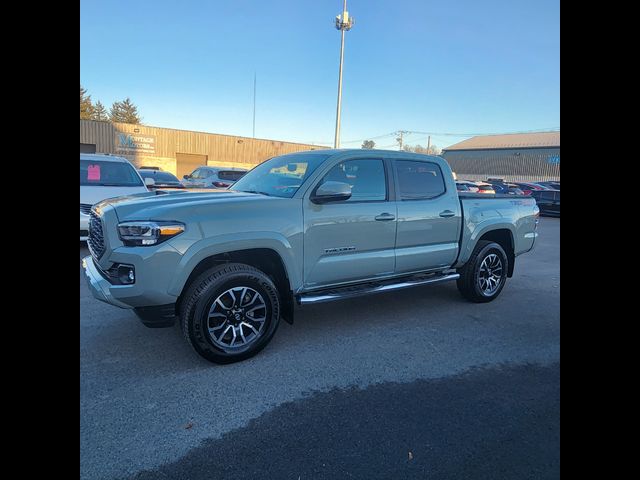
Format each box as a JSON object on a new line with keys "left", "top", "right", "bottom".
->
{"left": 80, "top": 154, "right": 151, "bottom": 241}
{"left": 456, "top": 180, "right": 479, "bottom": 193}
{"left": 531, "top": 189, "right": 560, "bottom": 216}
{"left": 473, "top": 182, "right": 496, "bottom": 194}
{"left": 534, "top": 181, "right": 560, "bottom": 190}
{"left": 181, "top": 166, "right": 249, "bottom": 189}
{"left": 138, "top": 169, "right": 186, "bottom": 190}
{"left": 83, "top": 149, "right": 539, "bottom": 364}
{"left": 512, "top": 182, "right": 548, "bottom": 196}
{"left": 486, "top": 180, "right": 525, "bottom": 195}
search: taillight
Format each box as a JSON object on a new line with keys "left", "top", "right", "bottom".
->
{"left": 212, "top": 181, "right": 230, "bottom": 188}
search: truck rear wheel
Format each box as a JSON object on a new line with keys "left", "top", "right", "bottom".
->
{"left": 456, "top": 241, "right": 508, "bottom": 303}
{"left": 180, "top": 263, "right": 281, "bottom": 364}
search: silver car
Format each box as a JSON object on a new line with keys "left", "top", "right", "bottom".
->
{"left": 181, "top": 166, "right": 248, "bottom": 189}
{"left": 80, "top": 153, "right": 151, "bottom": 241}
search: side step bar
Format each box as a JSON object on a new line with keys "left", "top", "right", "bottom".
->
{"left": 296, "top": 272, "right": 460, "bottom": 305}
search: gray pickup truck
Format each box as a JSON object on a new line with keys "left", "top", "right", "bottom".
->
{"left": 83, "top": 149, "right": 539, "bottom": 363}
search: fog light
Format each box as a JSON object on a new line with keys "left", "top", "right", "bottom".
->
{"left": 117, "top": 264, "right": 135, "bottom": 284}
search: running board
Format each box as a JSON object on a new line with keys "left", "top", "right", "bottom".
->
{"left": 296, "top": 272, "right": 460, "bottom": 305}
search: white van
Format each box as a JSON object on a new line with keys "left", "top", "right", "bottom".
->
{"left": 80, "top": 153, "right": 151, "bottom": 240}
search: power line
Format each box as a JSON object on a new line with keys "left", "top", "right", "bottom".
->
{"left": 305, "top": 127, "right": 559, "bottom": 147}
{"left": 407, "top": 127, "right": 560, "bottom": 137}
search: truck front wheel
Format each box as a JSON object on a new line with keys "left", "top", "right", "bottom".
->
{"left": 456, "top": 241, "right": 508, "bottom": 303}
{"left": 180, "top": 263, "right": 281, "bottom": 364}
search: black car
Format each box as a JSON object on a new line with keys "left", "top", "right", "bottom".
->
{"left": 531, "top": 189, "right": 560, "bottom": 216}
{"left": 535, "top": 181, "right": 560, "bottom": 190}
{"left": 138, "top": 169, "right": 185, "bottom": 189}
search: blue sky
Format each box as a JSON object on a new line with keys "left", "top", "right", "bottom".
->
{"left": 80, "top": 0, "right": 559, "bottom": 149}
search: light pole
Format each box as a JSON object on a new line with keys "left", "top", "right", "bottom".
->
{"left": 334, "top": 0, "right": 354, "bottom": 149}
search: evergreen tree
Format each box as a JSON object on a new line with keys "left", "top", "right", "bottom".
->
{"left": 109, "top": 98, "right": 142, "bottom": 124}
{"left": 92, "top": 101, "right": 109, "bottom": 121}
{"left": 80, "top": 85, "right": 94, "bottom": 119}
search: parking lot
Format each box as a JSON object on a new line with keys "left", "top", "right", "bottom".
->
{"left": 80, "top": 217, "right": 560, "bottom": 480}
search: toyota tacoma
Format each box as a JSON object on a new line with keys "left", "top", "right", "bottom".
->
{"left": 82, "top": 149, "right": 539, "bottom": 364}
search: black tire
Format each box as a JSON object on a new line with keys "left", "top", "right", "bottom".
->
{"left": 180, "top": 263, "right": 281, "bottom": 364}
{"left": 456, "top": 241, "right": 509, "bottom": 303}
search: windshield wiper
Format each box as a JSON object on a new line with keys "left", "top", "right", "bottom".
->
{"left": 242, "top": 190, "right": 271, "bottom": 197}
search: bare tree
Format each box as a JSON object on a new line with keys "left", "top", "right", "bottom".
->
{"left": 404, "top": 144, "right": 441, "bottom": 155}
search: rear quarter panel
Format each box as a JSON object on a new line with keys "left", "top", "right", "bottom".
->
{"left": 455, "top": 196, "right": 538, "bottom": 268}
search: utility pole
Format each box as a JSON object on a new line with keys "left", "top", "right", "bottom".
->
{"left": 334, "top": 0, "right": 354, "bottom": 149}
{"left": 396, "top": 130, "right": 408, "bottom": 150}
{"left": 427, "top": 135, "right": 431, "bottom": 153}
{"left": 252, "top": 72, "right": 256, "bottom": 138}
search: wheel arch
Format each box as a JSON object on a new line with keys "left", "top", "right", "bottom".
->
{"left": 477, "top": 228, "right": 516, "bottom": 277}
{"left": 175, "top": 247, "right": 295, "bottom": 324}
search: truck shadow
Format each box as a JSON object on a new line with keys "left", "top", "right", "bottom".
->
{"left": 81, "top": 245, "right": 492, "bottom": 378}
{"left": 82, "top": 288, "right": 465, "bottom": 373}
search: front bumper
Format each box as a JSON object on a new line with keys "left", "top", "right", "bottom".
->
{"left": 82, "top": 256, "right": 132, "bottom": 309}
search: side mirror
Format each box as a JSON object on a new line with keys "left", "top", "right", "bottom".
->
{"left": 311, "top": 181, "right": 352, "bottom": 204}
{"left": 144, "top": 177, "right": 156, "bottom": 187}
{"left": 183, "top": 174, "right": 191, "bottom": 179}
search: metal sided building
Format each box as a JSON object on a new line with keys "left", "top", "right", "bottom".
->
{"left": 441, "top": 132, "right": 560, "bottom": 183}
{"left": 80, "top": 119, "right": 327, "bottom": 179}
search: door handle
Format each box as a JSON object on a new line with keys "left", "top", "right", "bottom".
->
{"left": 439, "top": 210, "right": 455, "bottom": 218}
{"left": 375, "top": 213, "right": 396, "bottom": 221}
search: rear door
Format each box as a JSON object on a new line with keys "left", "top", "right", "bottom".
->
{"left": 552, "top": 191, "right": 560, "bottom": 214}
{"left": 392, "top": 159, "right": 461, "bottom": 274}
{"left": 303, "top": 158, "right": 397, "bottom": 289}
{"left": 539, "top": 191, "right": 554, "bottom": 213}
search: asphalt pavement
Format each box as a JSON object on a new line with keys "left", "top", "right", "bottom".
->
{"left": 80, "top": 217, "right": 560, "bottom": 480}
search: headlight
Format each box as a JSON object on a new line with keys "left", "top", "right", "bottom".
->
{"left": 117, "top": 221, "right": 185, "bottom": 246}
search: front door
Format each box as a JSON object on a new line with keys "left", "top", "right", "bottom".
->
{"left": 303, "top": 158, "right": 397, "bottom": 289}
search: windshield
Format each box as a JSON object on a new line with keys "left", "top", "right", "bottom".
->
{"left": 140, "top": 171, "right": 180, "bottom": 183}
{"left": 191, "top": 168, "right": 212, "bottom": 179}
{"left": 230, "top": 153, "right": 331, "bottom": 198}
{"left": 80, "top": 159, "right": 143, "bottom": 187}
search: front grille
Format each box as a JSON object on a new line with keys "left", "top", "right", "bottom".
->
{"left": 87, "top": 211, "right": 105, "bottom": 260}
{"left": 80, "top": 203, "right": 92, "bottom": 215}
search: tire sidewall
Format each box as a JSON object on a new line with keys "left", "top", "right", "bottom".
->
{"left": 188, "top": 269, "right": 280, "bottom": 363}
{"left": 470, "top": 243, "right": 508, "bottom": 300}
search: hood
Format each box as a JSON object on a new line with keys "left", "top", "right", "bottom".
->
{"left": 80, "top": 185, "right": 149, "bottom": 206}
{"left": 94, "top": 189, "right": 281, "bottom": 222}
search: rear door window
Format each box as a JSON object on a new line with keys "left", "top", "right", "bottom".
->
{"left": 395, "top": 160, "right": 446, "bottom": 200}
{"left": 540, "top": 192, "right": 555, "bottom": 201}
{"left": 218, "top": 171, "right": 246, "bottom": 181}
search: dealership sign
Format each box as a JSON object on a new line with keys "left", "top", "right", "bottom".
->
{"left": 115, "top": 133, "right": 156, "bottom": 154}
{"left": 547, "top": 155, "right": 560, "bottom": 165}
